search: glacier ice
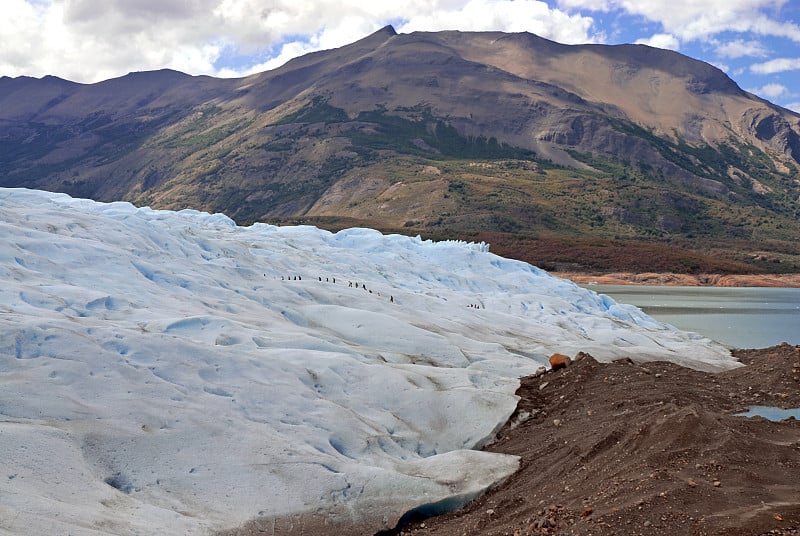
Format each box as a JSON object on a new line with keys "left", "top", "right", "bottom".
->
{"left": 0, "top": 188, "right": 735, "bottom": 535}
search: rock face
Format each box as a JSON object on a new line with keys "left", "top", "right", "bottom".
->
{"left": 1, "top": 26, "right": 799, "bottom": 250}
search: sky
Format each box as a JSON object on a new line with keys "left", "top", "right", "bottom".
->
{"left": 1, "top": 0, "right": 799, "bottom": 112}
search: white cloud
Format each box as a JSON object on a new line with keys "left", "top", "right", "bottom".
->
{"left": 715, "top": 38, "right": 769, "bottom": 58}
{"left": 557, "top": 0, "right": 612, "bottom": 10}
{"left": 0, "top": 0, "right": 226, "bottom": 82}
{"left": 556, "top": 0, "right": 800, "bottom": 43}
{"left": 397, "top": 0, "right": 596, "bottom": 44}
{"left": 750, "top": 57, "right": 800, "bottom": 74}
{"left": 0, "top": 0, "right": 598, "bottom": 83}
{"left": 785, "top": 101, "right": 800, "bottom": 113}
{"left": 634, "top": 33, "right": 680, "bottom": 51}
{"left": 710, "top": 61, "right": 731, "bottom": 74}
{"left": 218, "top": 39, "right": 321, "bottom": 77}
{"left": 750, "top": 82, "right": 788, "bottom": 98}
{"left": 748, "top": 15, "right": 800, "bottom": 42}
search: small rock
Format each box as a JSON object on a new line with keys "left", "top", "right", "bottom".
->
{"left": 553, "top": 418, "right": 562, "bottom": 427}
{"left": 582, "top": 508, "right": 593, "bottom": 517}
{"left": 687, "top": 478, "right": 697, "bottom": 487}
{"left": 713, "top": 481, "right": 721, "bottom": 487}
{"left": 654, "top": 373, "right": 662, "bottom": 378}
{"left": 534, "top": 366, "right": 547, "bottom": 377}
{"left": 486, "top": 508, "right": 495, "bottom": 516}
{"left": 644, "top": 520, "right": 652, "bottom": 527}
{"left": 539, "top": 381, "right": 549, "bottom": 390}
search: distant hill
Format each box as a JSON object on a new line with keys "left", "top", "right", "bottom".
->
{"left": 2, "top": 26, "right": 799, "bottom": 273}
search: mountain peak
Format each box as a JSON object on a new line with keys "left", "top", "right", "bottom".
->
{"left": 351, "top": 23, "right": 397, "bottom": 47}
{"left": 377, "top": 24, "right": 397, "bottom": 36}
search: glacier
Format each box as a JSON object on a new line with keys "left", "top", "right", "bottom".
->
{"left": 0, "top": 188, "right": 735, "bottom": 535}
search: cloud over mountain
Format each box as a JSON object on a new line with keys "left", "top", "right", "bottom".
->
{"left": 2, "top": 0, "right": 799, "bottom": 110}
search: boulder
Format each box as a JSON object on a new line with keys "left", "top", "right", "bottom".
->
{"left": 549, "top": 353, "right": 571, "bottom": 371}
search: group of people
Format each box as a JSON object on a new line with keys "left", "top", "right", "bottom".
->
{"left": 277, "top": 274, "right": 493, "bottom": 309}
{"left": 280, "top": 273, "right": 395, "bottom": 304}
{"left": 278, "top": 274, "right": 489, "bottom": 310}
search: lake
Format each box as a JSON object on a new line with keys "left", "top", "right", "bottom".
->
{"left": 584, "top": 285, "right": 800, "bottom": 349}
{"left": 736, "top": 406, "right": 800, "bottom": 421}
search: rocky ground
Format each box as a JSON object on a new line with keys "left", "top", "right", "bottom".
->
{"left": 221, "top": 344, "right": 800, "bottom": 536}
{"left": 393, "top": 343, "right": 800, "bottom": 536}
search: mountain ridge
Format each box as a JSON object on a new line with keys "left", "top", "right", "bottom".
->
{"left": 1, "top": 26, "right": 799, "bottom": 272}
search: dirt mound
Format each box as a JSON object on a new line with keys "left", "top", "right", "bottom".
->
{"left": 398, "top": 344, "right": 800, "bottom": 536}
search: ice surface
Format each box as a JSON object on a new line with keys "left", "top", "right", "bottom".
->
{"left": 0, "top": 188, "right": 736, "bottom": 534}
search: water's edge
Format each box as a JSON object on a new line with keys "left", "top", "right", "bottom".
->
{"left": 580, "top": 285, "right": 800, "bottom": 349}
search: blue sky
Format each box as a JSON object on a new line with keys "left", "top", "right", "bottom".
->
{"left": 2, "top": 0, "right": 799, "bottom": 111}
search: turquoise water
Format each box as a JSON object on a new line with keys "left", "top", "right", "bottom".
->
{"left": 736, "top": 406, "right": 800, "bottom": 421}
{"left": 584, "top": 285, "right": 800, "bottom": 349}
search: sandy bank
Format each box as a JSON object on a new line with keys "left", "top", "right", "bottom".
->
{"left": 557, "top": 272, "right": 800, "bottom": 287}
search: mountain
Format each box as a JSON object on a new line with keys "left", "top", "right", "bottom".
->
{"left": 2, "top": 26, "right": 799, "bottom": 272}
{"left": 0, "top": 188, "right": 734, "bottom": 535}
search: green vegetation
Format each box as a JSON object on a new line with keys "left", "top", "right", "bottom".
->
{"left": 152, "top": 106, "right": 254, "bottom": 150}
{"left": 0, "top": 123, "right": 75, "bottom": 169}
{"left": 256, "top": 102, "right": 800, "bottom": 254}
{"left": 274, "top": 96, "right": 350, "bottom": 125}
{"left": 604, "top": 118, "right": 797, "bottom": 208}
{"left": 4, "top": 90, "right": 799, "bottom": 275}
{"left": 273, "top": 99, "right": 538, "bottom": 161}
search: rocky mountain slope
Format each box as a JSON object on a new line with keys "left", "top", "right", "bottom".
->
{"left": 2, "top": 26, "right": 799, "bottom": 272}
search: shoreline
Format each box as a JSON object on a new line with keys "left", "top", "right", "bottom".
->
{"left": 555, "top": 272, "right": 800, "bottom": 288}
